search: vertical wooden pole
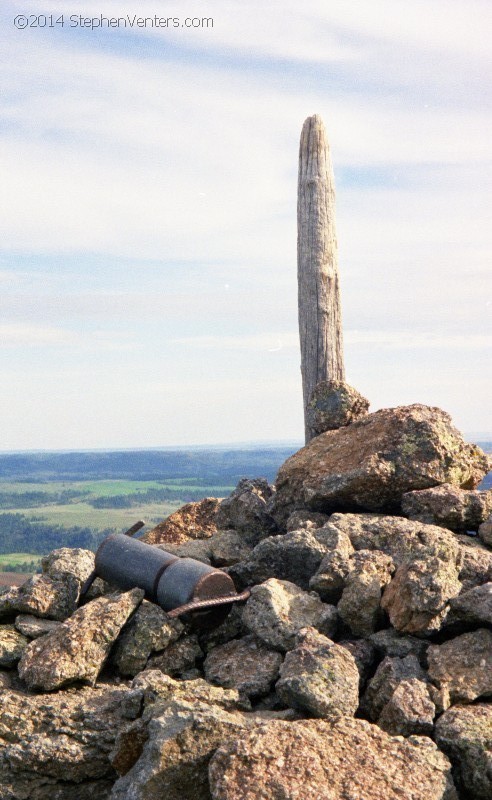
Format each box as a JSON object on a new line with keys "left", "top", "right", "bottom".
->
{"left": 298, "top": 114, "right": 345, "bottom": 443}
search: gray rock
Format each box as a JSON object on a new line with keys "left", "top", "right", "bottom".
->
{"left": 0, "top": 684, "right": 132, "bottom": 798}
{"left": 128, "top": 669, "right": 251, "bottom": 715}
{"left": 285, "top": 510, "right": 330, "bottom": 531}
{"left": 402, "top": 484, "right": 492, "bottom": 533}
{"left": 362, "top": 654, "right": 427, "bottom": 721}
{"left": 434, "top": 703, "right": 492, "bottom": 800}
{"left": 112, "top": 600, "right": 184, "bottom": 677}
{"left": 215, "top": 478, "right": 276, "bottom": 542}
{"left": 14, "top": 614, "right": 62, "bottom": 639}
{"left": 478, "top": 513, "right": 492, "bottom": 546}
{"left": 427, "top": 629, "right": 492, "bottom": 705}
{"left": 457, "top": 535, "right": 492, "bottom": 590}
{"left": 198, "top": 604, "right": 246, "bottom": 654}
{"left": 147, "top": 634, "right": 203, "bottom": 677}
{"left": 338, "top": 639, "right": 376, "bottom": 689}
{"left": 272, "top": 404, "right": 488, "bottom": 525}
{"left": 369, "top": 628, "right": 429, "bottom": 664}
{"left": 275, "top": 627, "right": 359, "bottom": 718}
{"left": 157, "top": 538, "right": 212, "bottom": 564}
{"left": 242, "top": 578, "right": 337, "bottom": 652}
{"left": 326, "top": 513, "right": 462, "bottom": 568}
{"left": 229, "top": 528, "right": 333, "bottom": 590}
{"left": 209, "top": 717, "right": 457, "bottom": 800}
{"left": 18, "top": 588, "right": 144, "bottom": 691}
{"left": 0, "top": 624, "right": 29, "bottom": 667}
{"left": 337, "top": 550, "right": 394, "bottom": 636}
{"left": 208, "top": 529, "right": 254, "bottom": 566}
{"left": 204, "top": 635, "right": 282, "bottom": 697}
{"left": 308, "top": 527, "right": 354, "bottom": 602}
{"left": 448, "top": 582, "right": 492, "bottom": 626}
{"left": 306, "top": 379, "right": 370, "bottom": 435}
{"left": 381, "top": 557, "right": 461, "bottom": 635}
{"left": 377, "top": 678, "right": 435, "bottom": 736}
{"left": 0, "top": 671, "right": 12, "bottom": 690}
{"left": 110, "top": 701, "right": 247, "bottom": 800}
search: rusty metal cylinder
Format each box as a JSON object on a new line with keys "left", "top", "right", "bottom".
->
{"left": 94, "top": 533, "right": 236, "bottom": 613}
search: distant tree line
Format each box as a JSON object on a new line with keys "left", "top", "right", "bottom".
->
{"left": 0, "top": 513, "right": 111, "bottom": 555}
{"left": 0, "top": 489, "right": 82, "bottom": 510}
{"left": 0, "top": 448, "right": 300, "bottom": 483}
{"left": 89, "top": 487, "right": 222, "bottom": 508}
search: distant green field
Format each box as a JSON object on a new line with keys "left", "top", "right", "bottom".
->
{"left": 0, "top": 552, "right": 43, "bottom": 567}
{"left": 15, "top": 499, "right": 183, "bottom": 530}
{"left": 0, "top": 479, "right": 234, "bottom": 501}
{"left": 0, "top": 478, "right": 234, "bottom": 563}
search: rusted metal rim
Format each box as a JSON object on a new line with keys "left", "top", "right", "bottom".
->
{"left": 166, "top": 588, "right": 251, "bottom": 618}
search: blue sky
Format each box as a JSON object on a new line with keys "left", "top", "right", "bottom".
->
{"left": 1, "top": 0, "right": 491, "bottom": 449}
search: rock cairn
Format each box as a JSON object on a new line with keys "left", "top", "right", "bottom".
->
{"left": 0, "top": 402, "right": 491, "bottom": 799}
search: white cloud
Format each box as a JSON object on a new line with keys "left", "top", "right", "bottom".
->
{"left": 0, "top": 323, "right": 136, "bottom": 350}
{"left": 345, "top": 330, "right": 492, "bottom": 350}
{"left": 0, "top": 0, "right": 490, "bottom": 445}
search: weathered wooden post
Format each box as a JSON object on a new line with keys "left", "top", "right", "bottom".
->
{"left": 298, "top": 114, "right": 345, "bottom": 443}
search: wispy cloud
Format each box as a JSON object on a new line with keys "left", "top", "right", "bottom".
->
{"left": 0, "top": 0, "right": 490, "bottom": 446}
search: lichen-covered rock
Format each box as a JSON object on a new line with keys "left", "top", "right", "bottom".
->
{"left": 369, "top": 628, "right": 429, "bottom": 664}
{"left": 0, "top": 573, "right": 81, "bottom": 622}
{"left": 242, "top": 578, "right": 337, "bottom": 652}
{"left": 306, "top": 379, "right": 369, "bottom": 435}
{"left": 209, "top": 717, "right": 457, "bottom": 800}
{"left": 275, "top": 627, "right": 359, "bottom": 718}
{"left": 14, "top": 614, "right": 61, "bottom": 639}
{"left": 110, "top": 701, "right": 248, "bottom": 800}
{"left": 402, "top": 484, "right": 492, "bottom": 533}
{"left": 427, "top": 629, "right": 492, "bottom": 704}
{"left": 112, "top": 600, "right": 184, "bottom": 677}
{"left": 434, "top": 703, "right": 492, "bottom": 800}
{"left": 41, "top": 547, "right": 95, "bottom": 585}
{"left": 308, "top": 527, "right": 354, "bottom": 602}
{"left": 478, "top": 513, "right": 492, "bottom": 546}
{"left": 215, "top": 478, "right": 276, "bottom": 541}
{"left": 0, "top": 624, "right": 29, "bottom": 667}
{"left": 457, "top": 535, "right": 492, "bottom": 590}
{"left": 143, "top": 498, "right": 221, "bottom": 545}
{"left": 377, "top": 678, "right": 435, "bottom": 736}
{"left": 326, "top": 513, "right": 462, "bottom": 568}
{"left": 229, "top": 529, "right": 333, "bottom": 590}
{"left": 204, "top": 635, "right": 282, "bottom": 697}
{"left": 362, "top": 654, "right": 427, "bottom": 721}
{"left": 447, "top": 582, "right": 492, "bottom": 626}
{"left": 0, "top": 684, "right": 132, "bottom": 798}
{"left": 127, "top": 670, "right": 251, "bottom": 716}
{"left": 272, "top": 405, "right": 488, "bottom": 524}
{"left": 18, "top": 588, "right": 144, "bottom": 691}
{"left": 147, "top": 634, "right": 203, "bottom": 678}
{"left": 0, "top": 547, "right": 95, "bottom": 623}
{"left": 337, "top": 550, "right": 394, "bottom": 636}
{"left": 381, "top": 557, "right": 461, "bottom": 635}
{"left": 285, "top": 509, "right": 329, "bottom": 531}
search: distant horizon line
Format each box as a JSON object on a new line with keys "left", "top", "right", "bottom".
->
{"left": 0, "top": 433, "right": 490, "bottom": 456}
{"left": 0, "top": 439, "right": 305, "bottom": 455}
